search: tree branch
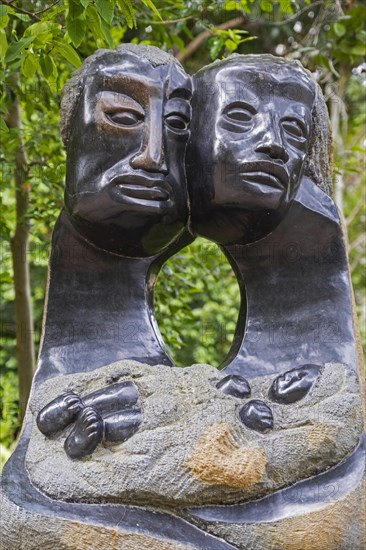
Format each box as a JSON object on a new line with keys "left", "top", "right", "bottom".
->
{"left": 176, "top": 15, "right": 246, "bottom": 63}
{"left": 34, "top": 0, "right": 60, "bottom": 16}
{"left": 144, "top": 15, "right": 194, "bottom": 25}
{"left": 346, "top": 198, "right": 364, "bottom": 228}
{"left": 348, "top": 233, "right": 365, "bottom": 254}
{"left": 266, "top": 1, "right": 324, "bottom": 26}
{"left": 1, "top": 0, "right": 41, "bottom": 20}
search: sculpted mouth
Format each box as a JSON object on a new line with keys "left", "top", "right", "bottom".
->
{"left": 116, "top": 184, "right": 169, "bottom": 201}
{"left": 111, "top": 174, "right": 170, "bottom": 202}
{"left": 240, "top": 162, "right": 289, "bottom": 190}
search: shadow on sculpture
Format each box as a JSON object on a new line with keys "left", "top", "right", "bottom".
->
{"left": 2, "top": 46, "right": 235, "bottom": 550}
{"left": 185, "top": 54, "right": 365, "bottom": 537}
{"left": 187, "top": 54, "right": 360, "bottom": 377}
{"left": 32, "top": 44, "right": 193, "bottom": 457}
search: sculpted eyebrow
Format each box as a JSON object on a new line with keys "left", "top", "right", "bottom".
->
{"left": 169, "top": 87, "right": 192, "bottom": 101}
{"left": 101, "top": 75, "right": 155, "bottom": 95}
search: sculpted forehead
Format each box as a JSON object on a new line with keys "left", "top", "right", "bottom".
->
{"left": 87, "top": 53, "right": 192, "bottom": 97}
{"left": 202, "top": 66, "right": 315, "bottom": 109}
{"left": 193, "top": 57, "right": 315, "bottom": 113}
{"left": 218, "top": 66, "right": 314, "bottom": 105}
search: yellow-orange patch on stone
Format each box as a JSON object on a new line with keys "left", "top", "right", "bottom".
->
{"left": 186, "top": 422, "right": 267, "bottom": 489}
{"left": 60, "top": 522, "right": 195, "bottom": 550}
{"left": 305, "top": 422, "right": 339, "bottom": 449}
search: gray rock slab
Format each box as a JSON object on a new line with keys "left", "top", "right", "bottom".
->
{"left": 26, "top": 360, "right": 363, "bottom": 508}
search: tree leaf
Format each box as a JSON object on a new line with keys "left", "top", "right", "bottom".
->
{"left": 334, "top": 23, "right": 346, "bottom": 38}
{"left": 260, "top": 1, "right": 273, "bottom": 13}
{"left": 53, "top": 39, "right": 81, "bottom": 67}
{"left": 0, "top": 28, "right": 8, "bottom": 60}
{"left": 10, "top": 11, "right": 30, "bottom": 22}
{"left": 24, "top": 22, "right": 61, "bottom": 38}
{"left": 0, "top": 5, "right": 9, "bottom": 29}
{"left": 67, "top": 0, "right": 85, "bottom": 20}
{"left": 100, "top": 18, "right": 114, "bottom": 48}
{"left": 141, "top": 0, "right": 163, "bottom": 22}
{"left": 66, "top": 16, "right": 87, "bottom": 48}
{"left": 225, "top": 1, "right": 241, "bottom": 11}
{"left": 225, "top": 38, "right": 238, "bottom": 51}
{"left": 40, "top": 54, "right": 53, "bottom": 79}
{"left": 95, "top": 0, "right": 115, "bottom": 24}
{"left": 85, "top": 5, "right": 104, "bottom": 40}
{"left": 0, "top": 115, "right": 9, "bottom": 134}
{"left": 116, "top": 0, "right": 136, "bottom": 29}
{"left": 22, "top": 54, "right": 38, "bottom": 78}
{"left": 279, "top": 0, "right": 293, "bottom": 14}
{"left": 34, "top": 32, "right": 54, "bottom": 46}
{"left": 5, "top": 36, "right": 34, "bottom": 63}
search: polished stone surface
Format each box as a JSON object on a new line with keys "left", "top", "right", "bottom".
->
{"left": 2, "top": 49, "right": 365, "bottom": 549}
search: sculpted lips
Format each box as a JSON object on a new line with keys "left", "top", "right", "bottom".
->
{"left": 111, "top": 174, "right": 170, "bottom": 201}
{"left": 240, "top": 161, "right": 289, "bottom": 190}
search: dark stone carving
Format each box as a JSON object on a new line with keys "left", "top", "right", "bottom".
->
{"left": 36, "top": 391, "right": 83, "bottom": 437}
{"left": 268, "top": 364, "right": 322, "bottom": 404}
{"left": 32, "top": 44, "right": 193, "bottom": 389}
{"left": 29, "top": 44, "right": 193, "bottom": 458}
{"left": 64, "top": 407, "right": 103, "bottom": 459}
{"left": 64, "top": 408, "right": 142, "bottom": 459}
{"left": 216, "top": 374, "right": 251, "bottom": 398}
{"left": 187, "top": 54, "right": 360, "bottom": 379}
{"left": 187, "top": 55, "right": 316, "bottom": 247}
{"left": 2, "top": 48, "right": 365, "bottom": 550}
{"left": 37, "top": 381, "right": 142, "bottom": 458}
{"left": 63, "top": 44, "right": 192, "bottom": 259}
{"left": 239, "top": 399, "right": 274, "bottom": 432}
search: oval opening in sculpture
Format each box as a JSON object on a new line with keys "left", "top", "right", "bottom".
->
{"left": 154, "top": 238, "right": 243, "bottom": 368}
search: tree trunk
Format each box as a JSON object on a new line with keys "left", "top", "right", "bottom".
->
{"left": 329, "top": 71, "right": 349, "bottom": 213}
{"left": 6, "top": 76, "right": 35, "bottom": 419}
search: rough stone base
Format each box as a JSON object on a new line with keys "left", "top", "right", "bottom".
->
{"left": 1, "top": 474, "right": 365, "bottom": 549}
{"left": 0, "top": 488, "right": 194, "bottom": 550}
{"left": 2, "top": 359, "right": 365, "bottom": 549}
{"left": 27, "top": 361, "right": 363, "bottom": 507}
{"left": 198, "top": 477, "right": 366, "bottom": 550}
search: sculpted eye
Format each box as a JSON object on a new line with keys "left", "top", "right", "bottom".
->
{"left": 282, "top": 118, "right": 306, "bottom": 139}
{"left": 106, "top": 110, "right": 143, "bottom": 127}
{"left": 165, "top": 113, "right": 189, "bottom": 131}
{"left": 224, "top": 103, "right": 256, "bottom": 123}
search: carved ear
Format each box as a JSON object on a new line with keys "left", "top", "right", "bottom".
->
{"left": 303, "top": 85, "right": 333, "bottom": 197}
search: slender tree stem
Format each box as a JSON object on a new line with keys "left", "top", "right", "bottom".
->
{"left": 176, "top": 15, "right": 246, "bottom": 63}
{"left": 6, "top": 75, "right": 35, "bottom": 420}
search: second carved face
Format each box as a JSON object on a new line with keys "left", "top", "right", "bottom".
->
{"left": 187, "top": 55, "right": 316, "bottom": 245}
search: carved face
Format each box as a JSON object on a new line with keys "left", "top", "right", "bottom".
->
{"left": 65, "top": 52, "right": 192, "bottom": 257}
{"left": 187, "top": 58, "right": 315, "bottom": 245}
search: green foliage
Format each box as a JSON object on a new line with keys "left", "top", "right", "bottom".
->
{"left": 155, "top": 239, "right": 241, "bottom": 367}
{"left": 0, "top": 369, "right": 19, "bottom": 450}
{"left": 0, "top": 0, "right": 365, "bottom": 458}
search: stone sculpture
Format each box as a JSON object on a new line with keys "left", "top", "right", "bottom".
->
{"left": 185, "top": 54, "right": 365, "bottom": 546}
{"left": 1, "top": 47, "right": 365, "bottom": 550}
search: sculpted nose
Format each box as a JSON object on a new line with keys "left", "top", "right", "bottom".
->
{"left": 130, "top": 132, "right": 168, "bottom": 174}
{"left": 130, "top": 105, "right": 168, "bottom": 175}
{"left": 256, "top": 141, "right": 289, "bottom": 163}
{"left": 255, "top": 119, "right": 289, "bottom": 163}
